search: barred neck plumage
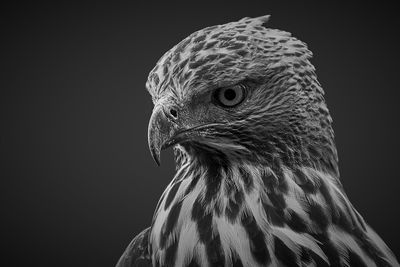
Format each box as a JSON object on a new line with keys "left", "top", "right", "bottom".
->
{"left": 148, "top": 146, "right": 397, "bottom": 267}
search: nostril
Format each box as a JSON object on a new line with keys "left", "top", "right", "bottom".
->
{"left": 169, "top": 108, "right": 178, "bottom": 119}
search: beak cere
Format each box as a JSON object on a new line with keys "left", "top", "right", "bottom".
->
{"left": 147, "top": 105, "right": 177, "bottom": 166}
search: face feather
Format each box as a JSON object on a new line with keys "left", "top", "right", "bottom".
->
{"left": 146, "top": 15, "right": 337, "bottom": 173}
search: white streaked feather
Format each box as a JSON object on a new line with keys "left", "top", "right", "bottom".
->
{"left": 272, "top": 226, "right": 329, "bottom": 264}
{"left": 175, "top": 221, "right": 198, "bottom": 267}
{"left": 214, "top": 216, "right": 264, "bottom": 267}
{"left": 365, "top": 225, "right": 400, "bottom": 267}
{"left": 193, "top": 242, "right": 209, "bottom": 267}
{"left": 329, "top": 226, "right": 376, "bottom": 267}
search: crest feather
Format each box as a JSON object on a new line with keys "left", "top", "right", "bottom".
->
{"left": 239, "top": 15, "right": 271, "bottom": 27}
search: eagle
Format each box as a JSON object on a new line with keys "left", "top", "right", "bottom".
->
{"left": 116, "top": 16, "right": 399, "bottom": 267}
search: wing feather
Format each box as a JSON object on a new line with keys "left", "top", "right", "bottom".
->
{"left": 116, "top": 227, "right": 152, "bottom": 267}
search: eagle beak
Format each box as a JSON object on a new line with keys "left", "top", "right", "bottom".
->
{"left": 147, "top": 104, "right": 178, "bottom": 166}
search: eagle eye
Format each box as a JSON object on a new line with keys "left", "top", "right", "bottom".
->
{"left": 214, "top": 84, "right": 246, "bottom": 107}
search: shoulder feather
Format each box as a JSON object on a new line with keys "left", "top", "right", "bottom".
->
{"left": 116, "top": 228, "right": 152, "bottom": 267}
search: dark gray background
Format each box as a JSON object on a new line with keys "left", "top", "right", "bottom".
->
{"left": 1, "top": 1, "right": 399, "bottom": 266}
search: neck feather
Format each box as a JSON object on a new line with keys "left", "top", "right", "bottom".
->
{"left": 149, "top": 146, "right": 369, "bottom": 266}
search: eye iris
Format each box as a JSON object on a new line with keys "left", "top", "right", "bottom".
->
{"left": 224, "top": 89, "right": 236, "bottom": 101}
{"left": 214, "top": 84, "right": 246, "bottom": 107}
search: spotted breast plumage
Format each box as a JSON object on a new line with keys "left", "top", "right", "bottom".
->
{"left": 116, "top": 16, "right": 399, "bottom": 267}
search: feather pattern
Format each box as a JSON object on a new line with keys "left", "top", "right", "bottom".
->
{"left": 118, "top": 16, "right": 399, "bottom": 267}
{"left": 145, "top": 157, "right": 399, "bottom": 266}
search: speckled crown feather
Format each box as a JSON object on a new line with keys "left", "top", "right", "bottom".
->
{"left": 146, "top": 15, "right": 315, "bottom": 102}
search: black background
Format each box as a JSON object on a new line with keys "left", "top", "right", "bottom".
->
{"left": 1, "top": 1, "right": 399, "bottom": 266}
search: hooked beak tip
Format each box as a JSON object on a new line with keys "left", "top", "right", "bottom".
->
{"left": 150, "top": 146, "right": 161, "bottom": 166}
{"left": 148, "top": 104, "right": 182, "bottom": 166}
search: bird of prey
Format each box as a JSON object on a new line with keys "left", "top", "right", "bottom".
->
{"left": 117, "top": 16, "right": 399, "bottom": 267}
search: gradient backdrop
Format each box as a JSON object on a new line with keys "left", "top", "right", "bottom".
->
{"left": 1, "top": 1, "right": 399, "bottom": 266}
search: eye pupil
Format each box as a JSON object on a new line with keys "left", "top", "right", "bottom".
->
{"left": 214, "top": 84, "right": 246, "bottom": 108}
{"left": 224, "top": 89, "right": 236, "bottom": 101}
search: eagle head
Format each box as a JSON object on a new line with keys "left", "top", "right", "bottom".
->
{"left": 147, "top": 15, "right": 337, "bottom": 173}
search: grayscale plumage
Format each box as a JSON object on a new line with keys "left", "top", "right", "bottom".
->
{"left": 117, "top": 16, "right": 399, "bottom": 267}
